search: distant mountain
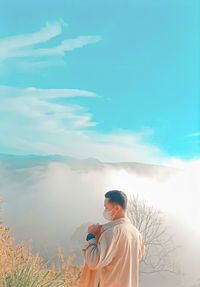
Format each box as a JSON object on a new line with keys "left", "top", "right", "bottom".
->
{"left": 107, "top": 161, "right": 179, "bottom": 180}
{"left": 0, "top": 153, "right": 180, "bottom": 180}
{"left": 0, "top": 153, "right": 72, "bottom": 170}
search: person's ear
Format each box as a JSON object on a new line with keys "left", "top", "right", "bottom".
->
{"left": 115, "top": 205, "right": 119, "bottom": 212}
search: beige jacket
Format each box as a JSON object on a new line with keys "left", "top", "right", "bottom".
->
{"left": 77, "top": 216, "right": 145, "bottom": 287}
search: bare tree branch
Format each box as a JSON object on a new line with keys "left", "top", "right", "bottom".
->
{"left": 127, "top": 193, "right": 181, "bottom": 277}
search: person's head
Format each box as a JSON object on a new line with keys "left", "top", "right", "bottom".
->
{"left": 103, "top": 190, "right": 128, "bottom": 221}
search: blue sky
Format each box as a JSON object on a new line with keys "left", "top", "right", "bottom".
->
{"left": 0, "top": 0, "right": 199, "bottom": 164}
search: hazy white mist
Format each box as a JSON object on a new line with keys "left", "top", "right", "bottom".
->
{"left": 0, "top": 154, "right": 199, "bottom": 287}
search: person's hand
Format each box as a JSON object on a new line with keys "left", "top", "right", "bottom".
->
{"left": 88, "top": 223, "right": 101, "bottom": 236}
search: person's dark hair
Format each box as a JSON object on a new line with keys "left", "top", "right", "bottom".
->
{"left": 104, "top": 190, "right": 128, "bottom": 211}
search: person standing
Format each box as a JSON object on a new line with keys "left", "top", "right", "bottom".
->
{"left": 78, "top": 190, "right": 145, "bottom": 287}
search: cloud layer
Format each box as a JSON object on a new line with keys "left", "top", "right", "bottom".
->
{"left": 0, "top": 156, "right": 199, "bottom": 287}
{"left": 0, "top": 84, "right": 169, "bottom": 164}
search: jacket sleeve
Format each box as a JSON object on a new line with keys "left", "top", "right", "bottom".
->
{"left": 82, "top": 230, "right": 118, "bottom": 270}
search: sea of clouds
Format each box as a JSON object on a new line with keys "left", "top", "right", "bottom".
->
{"left": 0, "top": 155, "right": 199, "bottom": 287}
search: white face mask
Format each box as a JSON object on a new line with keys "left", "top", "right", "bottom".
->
{"left": 103, "top": 207, "right": 118, "bottom": 221}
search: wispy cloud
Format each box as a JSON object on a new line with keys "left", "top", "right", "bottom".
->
{"left": 0, "top": 85, "right": 97, "bottom": 99}
{"left": 0, "top": 85, "right": 167, "bottom": 164}
{"left": 0, "top": 19, "right": 101, "bottom": 62}
{"left": 0, "top": 85, "right": 97, "bottom": 129}
{"left": 185, "top": 132, "right": 200, "bottom": 137}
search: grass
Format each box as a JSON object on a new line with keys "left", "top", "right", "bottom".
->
{"left": 0, "top": 196, "right": 83, "bottom": 287}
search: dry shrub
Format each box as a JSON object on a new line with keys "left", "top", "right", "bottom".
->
{"left": 0, "top": 196, "right": 83, "bottom": 286}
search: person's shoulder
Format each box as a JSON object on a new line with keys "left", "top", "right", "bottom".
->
{"left": 124, "top": 222, "right": 142, "bottom": 238}
{"left": 102, "top": 224, "right": 121, "bottom": 239}
{"left": 112, "top": 223, "right": 128, "bottom": 239}
{"left": 130, "top": 223, "right": 141, "bottom": 234}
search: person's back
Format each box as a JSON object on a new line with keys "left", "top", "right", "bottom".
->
{"left": 97, "top": 217, "right": 145, "bottom": 287}
{"left": 78, "top": 190, "right": 145, "bottom": 287}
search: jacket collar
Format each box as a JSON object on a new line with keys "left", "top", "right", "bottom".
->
{"left": 102, "top": 215, "right": 131, "bottom": 231}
